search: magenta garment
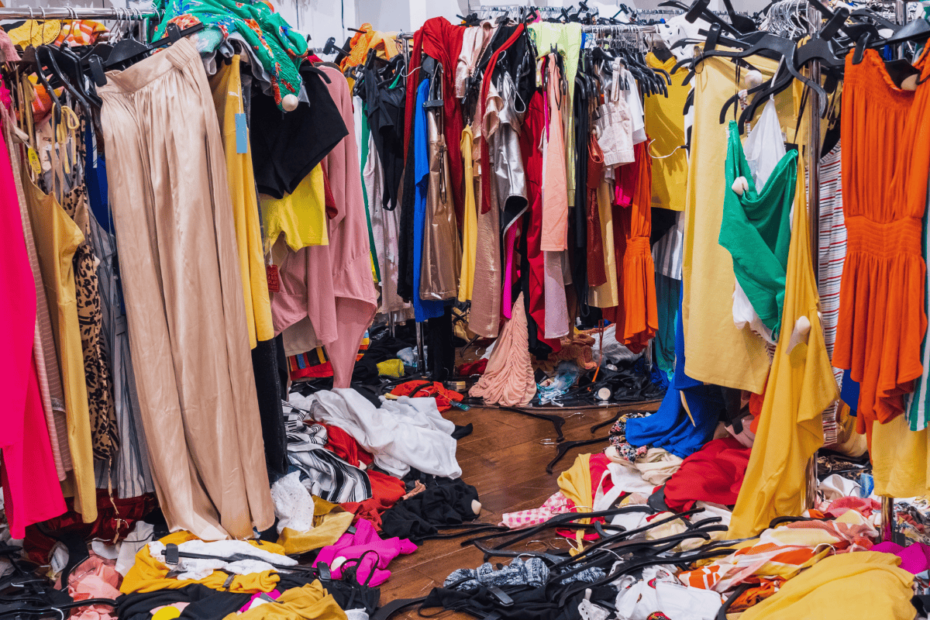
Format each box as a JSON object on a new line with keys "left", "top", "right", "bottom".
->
{"left": 312, "top": 519, "right": 417, "bottom": 586}
{"left": 873, "top": 542, "right": 930, "bottom": 575}
{"left": 0, "top": 115, "right": 66, "bottom": 537}
{"left": 272, "top": 67, "right": 378, "bottom": 388}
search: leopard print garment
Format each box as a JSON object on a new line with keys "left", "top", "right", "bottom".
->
{"left": 56, "top": 114, "right": 120, "bottom": 461}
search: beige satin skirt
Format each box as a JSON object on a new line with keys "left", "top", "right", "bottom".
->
{"left": 98, "top": 39, "right": 273, "bottom": 540}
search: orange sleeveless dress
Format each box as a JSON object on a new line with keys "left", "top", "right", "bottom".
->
{"left": 835, "top": 49, "right": 929, "bottom": 437}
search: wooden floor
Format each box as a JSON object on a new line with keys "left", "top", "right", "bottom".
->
{"left": 378, "top": 401, "right": 660, "bottom": 616}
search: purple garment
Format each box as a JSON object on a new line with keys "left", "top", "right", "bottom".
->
{"left": 872, "top": 541, "right": 930, "bottom": 574}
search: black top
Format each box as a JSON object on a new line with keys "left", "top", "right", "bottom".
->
{"left": 361, "top": 66, "right": 406, "bottom": 210}
{"left": 249, "top": 66, "right": 348, "bottom": 199}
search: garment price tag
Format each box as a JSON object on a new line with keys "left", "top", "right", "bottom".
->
{"left": 27, "top": 147, "right": 41, "bottom": 176}
{"left": 235, "top": 113, "right": 248, "bottom": 154}
{"left": 266, "top": 264, "right": 280, "bottom": 293}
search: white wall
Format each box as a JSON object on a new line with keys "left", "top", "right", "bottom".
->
{"left": 355, "top": 0, "right": 779, "bottom": 29}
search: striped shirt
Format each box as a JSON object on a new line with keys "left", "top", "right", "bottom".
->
{"left": 652, "top": 211, "right": 683, "bottom": 281}
{"left": 285, "top": 410, "right": 372, "bottom": 504}
{"left": 813, "top": 143, "right": 845, "bottom": 444}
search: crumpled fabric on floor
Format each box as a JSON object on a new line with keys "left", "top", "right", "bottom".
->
{"left": 270, "top": 471, "right": 316, "bottom": 534}
{"left": 874, "top": 541, "right": 930, "bottom": 575}
{"left": 500, "top": 492, "right": 572, "bottom": 529}
{"left": 312, "top": 519, "right": 416, "bottom": 586}
{"left": 148, "top": 539, "right": 298, "bottom": 581}
{"left": 738, "top": 552, "right": 914, "bottom": 620}
{"left": 121, "top": 532, "right": 282, "bottom": 594}
{"left": 221, "top": 581, "right": 347, "bottom": 620}
{"left": 469, "top": 293, "right": 537, "bottom": 406}
{"left": 390, "top": 380, "right": 463, "bottom": 412}
{"left": 117, "top": 584, "right": 252, "bottom": 620}
{"left": 445, "top": 558, "right": 549, "bottom": 590}
{"left": 664, "top": 437, "right": 751, "bottom": 512}
{"left": 445, "top": 558, "right": 606, "bottom": 592}
{"left": 625, "top": 287, "right": 724, "bottom": 458}
{"left": 379, "top": 478, "right": 479, "bottom": 544}
{"left": 677, "top": 510, "right": 875, "bottom": 593}
{"left": 613, "top": 566, "right": 723, "bottom": 620}
{"left": 293, "top": 389, "right": 461, "bottom": 479}
{"left": 63, "top": 554, "right": 122, "bottom": 620}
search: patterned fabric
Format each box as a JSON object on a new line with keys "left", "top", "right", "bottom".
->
{"left": 67, "top": 117, "right": 118, "bottom": 462}
{"left": 39, "top": 112, "right": 119, "bottom": 462}
{"left": 153, "top": 0, "right": 308, "bottom": 108}
{"left": 284, "top": 412, "right": 372, "bottom": 504}
{"left": 54, "top": 20, "right": 107, "bottom": 47}
{"left": 678, "top": 518, "right": 876, "bottom": 593}
{"left": 500, "top": 491, "right": 572, "bottom": 529}
{"left": 340, "top": 23, "right": 399, "bottom": 73}
{"left": 814, "top": 142, "right": 845, "bottom": 441}
{"left": 651, "top": 211, "right": 683, "bottom": 281}
{"left": 445, "top": 557, "right": 606, "bottom": 591}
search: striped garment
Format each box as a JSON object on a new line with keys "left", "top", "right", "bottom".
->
{"left": 90, "top": 213, "right": 155, "bottom": 498}
{"left": 284, "top": 410, "right": 372, "bottom": 504}
{"left": 652, "top": 211, "right": 683, "bottom": 281}
{"left": 678, "top": 517, "right": 875, "bottom": 593}
{"left": 813, "top": 142, "right": 845, "bottom": 444}
{"left": 906, "top": 151, "right": 930, "bottom": 430}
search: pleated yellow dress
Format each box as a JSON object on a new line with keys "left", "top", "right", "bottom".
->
{"left": 728, "top": 157, "right": 837, "bottom": 538}
{"left": 209, "top": 56, "right": 274, "bottom": 348}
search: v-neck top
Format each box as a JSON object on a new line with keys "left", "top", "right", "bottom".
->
{"left": 719, "top": 120, "right": 798, "bottom": 342}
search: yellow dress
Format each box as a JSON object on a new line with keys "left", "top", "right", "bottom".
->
{"left": 644, "top": 53, "right": 688, "bottom": 212}
{"left": 589, "top": 181, "right": 618, "bottom": 309}
{"left": 557, "top": 453, "right": 593, "bottom": 553}
{"left": 208, "top": 57, "right": 274, "bottom": 348}
{"left": 739, "top": 552, "right": 914, "bottom": 620}
{"left": 872, "top": 414, "right": 930, "bottom": 497}
{"left": 458, "top": 126, "right": 478, "bottom": 301}
{"left": 260, "top": 166, "right": 329, "bottom": 253}
{"left": 23, "top": 176, "right": 97, "bottom": 523}
{"left": 728, "top": 157, "right": 837, "bottom": 539}
{"left": 682, "top": 53, "right": 796, "bottom": 393}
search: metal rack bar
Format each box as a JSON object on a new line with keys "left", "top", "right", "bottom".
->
{"left": 0, "top": 7, "right": 157, "bottom": 20}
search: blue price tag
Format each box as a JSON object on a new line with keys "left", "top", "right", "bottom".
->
{"left": 235, "top": 112, "right": 248, "bottom": 154}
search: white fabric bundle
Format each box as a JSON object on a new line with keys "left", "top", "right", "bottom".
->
{"left": 292, "top": 389, "right": 461, "bottom": 479}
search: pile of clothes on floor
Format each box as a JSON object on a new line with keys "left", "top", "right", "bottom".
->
{"left": 393, "top": 408, "right": 917, "bottom": 620}
{"left": 0, "top": 387, "right": 480, "bottom": 620}
{"left": 458, "top": 323, "right": 667, "bottom": 408}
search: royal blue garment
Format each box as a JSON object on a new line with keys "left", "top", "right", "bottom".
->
{"left": 84, "top": 121, "right": 110, "bottom": 231}
{"left": 841, "top": 369, "right": 860, "bottom": 415}
{"left": 625, "top": 286, "right": 724, "bottom": 458}
{"left": 412, "top": 78, "right": 444, "bottom": 323}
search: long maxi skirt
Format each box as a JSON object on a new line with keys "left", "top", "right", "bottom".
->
{"left": 98, "top": 38, "right": 274, "bottom": 540}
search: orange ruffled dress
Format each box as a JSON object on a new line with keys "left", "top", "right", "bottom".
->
{"left": 603, "top": 141, "right": 658, "bottom": 353}
{"left": 834, "top": 49, "right": 929, "bottom": 437}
